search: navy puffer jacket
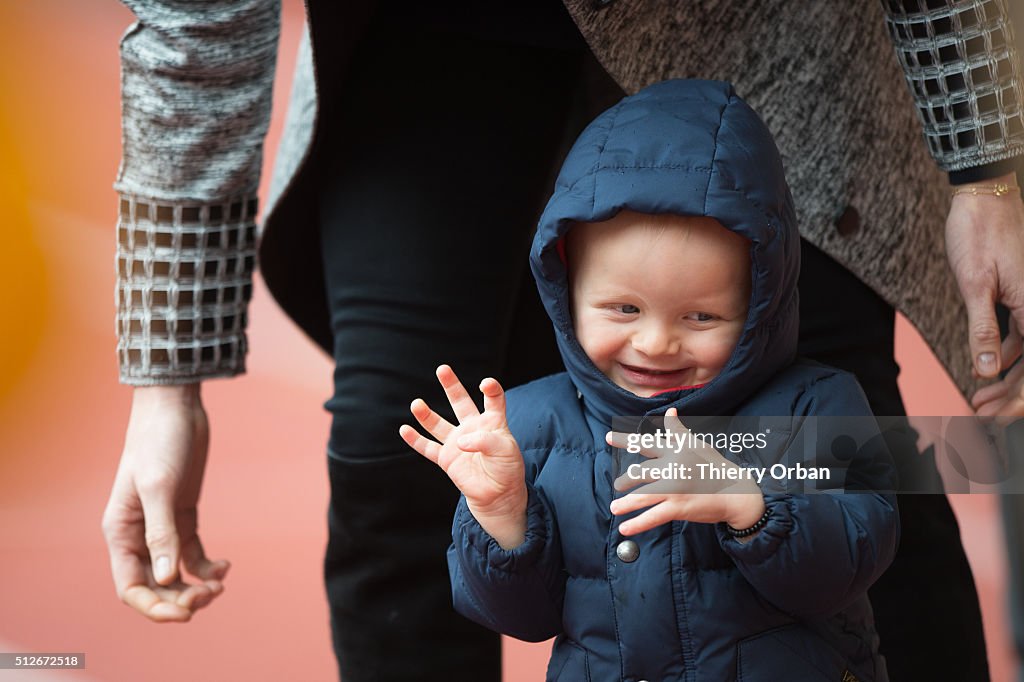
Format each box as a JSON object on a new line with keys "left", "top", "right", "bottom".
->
{"left": 448, "top": 80, "right": 899, "bottom": 682}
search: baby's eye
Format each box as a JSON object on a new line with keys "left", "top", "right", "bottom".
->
{"left": 617, "top": 304, "right": 641, "bottom": 314}
{"left": 686, "top": 312, "right": 715, "bottom": 322}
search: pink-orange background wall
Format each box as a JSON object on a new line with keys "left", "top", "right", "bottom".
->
{"left": 0, "top": 2, "right": 1016, "bottom": 680}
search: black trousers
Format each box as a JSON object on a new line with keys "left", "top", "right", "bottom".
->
{"left": 315, "top": 16, "right": 989, "bottom": 682}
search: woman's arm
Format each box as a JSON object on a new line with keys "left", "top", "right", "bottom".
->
{"left": 116, "top": 0, "right": 280, "bottom": 385}
{"left": 104, "top": 0, "right": 280, "bottom": 622}
{"left": 883, "top": 1, "right": 1024, "bottom": 396}
{"left": 881, "top": 0, "right": 1024, "bottom": 175}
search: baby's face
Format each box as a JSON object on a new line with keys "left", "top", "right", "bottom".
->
{"left": 568, "top": 211, "right": 751, "bottom": 398}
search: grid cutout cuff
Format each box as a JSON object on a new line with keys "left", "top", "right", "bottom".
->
{"left": 116, "top": 194, "right": 257, "bottom": 385}
{"left": 883, "top": 0, "right": 1024, "bottom": 171}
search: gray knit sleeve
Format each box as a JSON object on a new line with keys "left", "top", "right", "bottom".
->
{"left": 114, "top": 0, "right": 280, "bottom": 385}
{"left": 881, "top": 0, "right": 1024, "bottom": 171}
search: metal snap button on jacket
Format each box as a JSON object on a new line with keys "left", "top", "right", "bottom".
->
{"left": 616, "top": 540, "right": 639, "bottom": 563}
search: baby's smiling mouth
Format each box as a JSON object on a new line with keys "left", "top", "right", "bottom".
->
{"left": 619, "top": 363, "right": 692, "bottom": 387}
{"left": 623, "top": 364, "right": 680, "bottom": 374}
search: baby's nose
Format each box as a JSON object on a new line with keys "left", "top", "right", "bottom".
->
{"left": 633, "top": 322, "right": 680, "bottom": 357}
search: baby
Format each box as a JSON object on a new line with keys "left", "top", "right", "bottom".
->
{"left": 401, "top": 80, "right": 898, "bottom": 681}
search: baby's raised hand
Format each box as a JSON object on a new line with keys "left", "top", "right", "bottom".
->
{"left": 400, "top": 365, "right": 527, "bottom": 549}
{"left": 607, "top": 408, "right": 765, "bottom": 538}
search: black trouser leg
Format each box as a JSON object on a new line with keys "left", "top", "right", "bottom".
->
{"left": 798, "top": 239, "right": 990, "bottom": 681}
{"left": 315, "top": 24, "right": 589, "bottom": 681}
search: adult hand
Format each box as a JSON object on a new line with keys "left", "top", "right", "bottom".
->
{"left": 102, "top": 384, "right": 229, "bottom": 622}
{"left": 607, "top": 408, "right": 764, "bottom": 537}
{"left": 946, "top": 172, "right": 1024, "bottom": 420}
{"left": 400, "top": 365, "right": 527, "bottom": 549}
{"left": 946, "top": 172, "right": 1024, "bottom": 385}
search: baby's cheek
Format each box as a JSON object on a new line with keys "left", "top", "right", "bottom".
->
{"left": 585, "top": 339, "right": 621, "bottom": 373}
{"left": 576, "top": 318, "right": 624, "bottom": 368}
{"left": 702, "top": 332, "right": 742, "bottom": 368}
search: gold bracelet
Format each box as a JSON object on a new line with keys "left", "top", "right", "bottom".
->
{"left": 951, "top": 183, "right": 1021, "bottom": 197}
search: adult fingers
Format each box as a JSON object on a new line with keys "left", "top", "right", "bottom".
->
{"left": 181, "top": 534, "right": 230, "bottom": 582}
{"left": 137, "top": 478, "right": 181, "bottom": 586}
{"left": 971, "top": 379, "right": 1008, "bottom": 410}
{"left": 399, "top": 424, "right": 441, "bottom": 464}
{"left": 110, "top": 531, "right": 224, "bottom": 620}
{"left": 103, "top": 483, "right": 174, "bottom": 619}
{"left": 121, "top": 584, "right": 192, "bottom": 622}
{"left": 409, "top": 398, "right": 455, "bottom": 443}
{"left": 976, "top": 394, "right": 1024, "bottom": 426}
{"left": 974, "top": 360, "right": 1024, "bottom": 409}
{"left": 1001, "top": 324, "right": 1022, "bottom": 369}
{"left": 479, "top": 378, "right": 507, "bottom": 424}
{"left": 962, "top": 283, "right": 1002, "bottom": 378}
{"left": 975, "top": 361, "right": 1024, "bottom": 422}
{"left": 105, "top": 530, "right": 158, "bottom": 616}
{"left": 436, "top": 365, "right": 481, "bottom": 422}
{"left": 122, "top": 576, "right": 223, "bottom": 621}
{"left": 159, "top": 581, "right": 222, "bottom": 611}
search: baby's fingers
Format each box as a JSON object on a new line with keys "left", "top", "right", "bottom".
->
{"left": 605, "top": 430, "right": 670, "bottom": 461}
{"left": 609, "top": 493, "right": 664, "bottom": 516}
{"left": 606, "top": 430, "right": 645, "bottom": 455}
{"left": 613, "top": 473, "right": 642, "bottom": 492}
{"left": 617, "top": 499, "right": 686, "bottom": 536}
{"left": 663, "top": 407, "right": 689, "bottom": 434}
{"left": 399, "top": 424, "right": 441, "bottom": 464}
{"left": 409, "top": 398, "right": 455, "bottom": 443}
{"left": 479, "top": 378, "right": 508, "bottom": 424}
{"left": 437, "top": 365, "right": 481, "bottom": 422}
{"left": 457, "top": 431, "right": 511, "bottom": 457}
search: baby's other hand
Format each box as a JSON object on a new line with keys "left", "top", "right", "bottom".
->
{"left": 607, "top": 408, "right": 764, "bottom": 536}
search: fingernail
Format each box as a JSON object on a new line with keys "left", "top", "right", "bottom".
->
{"left": 156, "top": 556, "right": 171, "bottom": 581}
{"left": 978, "top": 352, "right": 997, "bottom": 375}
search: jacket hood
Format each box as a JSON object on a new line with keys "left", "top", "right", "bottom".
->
{"left": 531, "top": 79, "right": 800, "bottom": 422}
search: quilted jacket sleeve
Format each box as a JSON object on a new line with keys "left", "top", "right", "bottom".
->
{"left": 447, "top": 483, "right": 567, "bottom": 642}
{"left": 114, "top": 1, "right": 280, "bottom": 384}
{"left": 718, "top": 372, "right": 900, "bottom": 619}
{"left": 880, "top": 0, "right": 1024, "bottom": 174}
